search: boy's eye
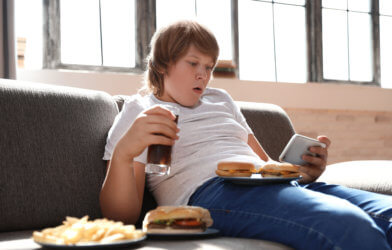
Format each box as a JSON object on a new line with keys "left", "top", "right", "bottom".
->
{"left": 188, "top": 61, "right": 197, "bottom": 66}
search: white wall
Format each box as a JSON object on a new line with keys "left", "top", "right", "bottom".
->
{"left": 17, "top": 69, "right": 392, "bottom": 112}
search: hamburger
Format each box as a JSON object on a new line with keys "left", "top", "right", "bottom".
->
{"left": 260, "top": 162, "right": 301, "bottom": 178}
{"left": 215, "top": 161, "right": 256, "bottom": 177}
{"left": 142, "top": 206, "right": 213, "bottom": 234}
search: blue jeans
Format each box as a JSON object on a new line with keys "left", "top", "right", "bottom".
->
{"left": 188, "top": 177, "right": 392, "bottom": 250}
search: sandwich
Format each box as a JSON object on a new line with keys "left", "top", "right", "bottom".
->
{"left": 142, "top": 206, "right": 213, "bottom": 234}
{"left": 260, "top": 162, "right": 301, "bottom": 178}
{"left": 215, "top": 161, "right": 256, "bottom": 177}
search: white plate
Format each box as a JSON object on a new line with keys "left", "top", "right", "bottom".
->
{"left": 220, "top": 175, "right": 301, "bottom": 185}
{"left": 147, "top": 228, "right": 220, "bottom": 239}
{"left": 34, "top": 236, "right": 146, "bottom": 249}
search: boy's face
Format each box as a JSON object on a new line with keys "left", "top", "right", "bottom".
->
{"left": 160, "top": 45, "right": 215, "bottom": 107}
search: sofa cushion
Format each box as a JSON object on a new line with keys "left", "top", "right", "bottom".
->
{"left": 319, "top": 160, "right": 392, "bottom": 195}
{"left": 0, "top": 80, "right": 118, "bottom": 232}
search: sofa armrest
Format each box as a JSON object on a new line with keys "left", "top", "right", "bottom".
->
{"left": 318, "top": 160, "right": 392, "bottom": 195}
{"left": 0, "top": 80, "right": 118, "bottom": 232}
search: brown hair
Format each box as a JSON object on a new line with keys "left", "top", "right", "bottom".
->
{"left": 143, "top": 20, "right": 219, "bottom": 96}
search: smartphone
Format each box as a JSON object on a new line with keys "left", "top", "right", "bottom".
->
{"left": 279, "top": 134, "right": 326, "bottom": 166}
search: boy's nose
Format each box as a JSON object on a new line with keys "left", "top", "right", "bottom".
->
{"left": 196, "top": 67, "right": 208, "bottom": 80}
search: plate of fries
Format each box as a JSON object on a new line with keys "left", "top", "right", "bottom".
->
{"left": 32, "top": 216, "right": 146, "bottom": 249}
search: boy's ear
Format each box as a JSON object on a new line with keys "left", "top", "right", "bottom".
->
{"left": 163, "top": 64, "right": 171, "bottom": 75}
{"left": 155, "top": 67, "right": 166, "bottom": 75}
{"left": 158, "top": 68, "right": 167, "bottom": 75}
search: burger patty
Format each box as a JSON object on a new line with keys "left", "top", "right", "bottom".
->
{"left": 147, "top": 220, "right": 206, "bottom": 230}
{"left": 261, "top": 171, "right": 300, "bottom": 177}
{"left": 171, "top": 223, "right": 206, "bottom": 230}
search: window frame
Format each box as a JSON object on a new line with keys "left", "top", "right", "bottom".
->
{"left": 43, "top": 0, "right": 382, "bottom": 86}
{"left": 307, "top": 0, "right": 381, "bottom": 86}
{"left": 43, "top": 0, "right": 155, "bottom": 74}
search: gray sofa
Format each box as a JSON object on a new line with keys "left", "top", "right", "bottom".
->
{"left": 0, "top": 79, "right": 391, "bottom": 250}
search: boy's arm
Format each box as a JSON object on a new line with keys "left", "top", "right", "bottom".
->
{"left": 100, "top": 105, "right": 179, "bottom": 224}
{"left": 100, "top": 157, "right": 145, "bottom": 224}
{"left": 247, "top": 134, "right": 270, "bottom": 162}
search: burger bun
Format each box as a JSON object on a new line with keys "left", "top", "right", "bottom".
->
{"left": 216, "top": 161, "right": 255, "bottom": 177}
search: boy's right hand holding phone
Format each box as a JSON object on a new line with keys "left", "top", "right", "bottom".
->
{"left": 279, "top": 134, "right": 331, "bottom": 183}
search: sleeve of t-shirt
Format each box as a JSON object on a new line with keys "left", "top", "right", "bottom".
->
{"left": 218, "top": 88, "right": 254, "bottom": 135}
{"left": 102, "top": 95, "right": 145, "bottom": 161}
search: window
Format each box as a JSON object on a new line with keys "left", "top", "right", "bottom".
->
{"left": 60, "top": 0, "right": 135, "bottom": 67}
{"left": 156, "top": 0, "right": 233, "bottom": 61}
{"left": 238, "top": 0, "right": 307, "bottom": 83}
{"left": 322, "top": 1, "right": 373, "bottom": 82}
{"left": 15, "top": 0, "right": 43, "bottom": 69}
{"left": 34, "top": 0, "right": 392, "bottom": 88}
{"left": 42, "top": 0, "right": 136, "bottom": 71}
{"left": 379, "top": 0, "right": 392, "bottom": 88}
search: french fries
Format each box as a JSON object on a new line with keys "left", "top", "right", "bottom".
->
{"left": 32, "top": 216, "right": 145, "bottom": 245}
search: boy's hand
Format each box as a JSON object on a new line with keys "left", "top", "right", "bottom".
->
{"left": 114, "top": 105, "right": 179, "bottom": 164}
{"left": 298, "top": 135, "right": 331, "bottom": 183}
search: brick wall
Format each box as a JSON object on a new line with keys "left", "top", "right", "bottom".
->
{"left": 284, "top": 108, "right": 392, "bottom": 164}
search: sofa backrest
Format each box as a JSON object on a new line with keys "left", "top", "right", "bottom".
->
{"left": 237, "top": 101, "right": 295, "bottom": 161}
{"left": 0, "top": 81, "right": 296, "bottom": 232}
{"left": 0, "top": 80, "right": 118, "bottom": 232}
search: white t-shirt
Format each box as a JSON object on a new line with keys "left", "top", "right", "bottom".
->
{"left": 103, "top": 88, "right": 264, "bottom": 205}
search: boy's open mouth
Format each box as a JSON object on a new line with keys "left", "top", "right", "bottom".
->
{"left": 193, "top": 87, "right": 203, "bottom": 93}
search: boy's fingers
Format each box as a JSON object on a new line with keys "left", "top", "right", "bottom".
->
{"left": 302, "top": 154, "right": 325, "bottom": 166}
{"left": 146, "top": 124, "right": 179, "bottom": 140}
{"left": 317, "top": 135, "right": 331, "bottom": 148}
{"left": 137, "top": 114, "right": 179, "bottom": 132}
{"left": 308, "top": 146, "right": 327, "bottom": 160}
{"left": 146, "top": 134, "right": 175, "bottom": 146}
